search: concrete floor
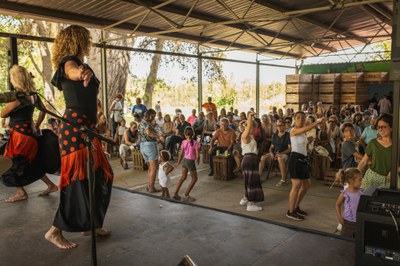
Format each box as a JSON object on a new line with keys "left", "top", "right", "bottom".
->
{"left": 112, "top": 157, "right": 343, "bottom": 234}
{"left": 0, "top": 157, "right": 355, "bottom": 266}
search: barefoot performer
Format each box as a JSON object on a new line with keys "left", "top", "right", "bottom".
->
{"left": 1, "top": 65, "right": 58, "bottom": 202}
{"left": 45, "top": 25, "right": 113, "bottom": 249}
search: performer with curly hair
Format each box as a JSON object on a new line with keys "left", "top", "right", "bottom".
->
{"left": 45, "top": 25, "right": 113, "bottom": 249}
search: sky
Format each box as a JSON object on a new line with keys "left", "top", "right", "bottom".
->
{"left": 129, "top": 42, "right": 383, "bottom": 87}
{"left": 130, "top": 49, "right": 296, "bottom": 86}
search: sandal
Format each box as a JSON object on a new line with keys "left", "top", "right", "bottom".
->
{"left": 182, "top": 195, "right": 196, "bottom": 202}
{"left": 173, "top": 195, "right": 181, "bottom": 200}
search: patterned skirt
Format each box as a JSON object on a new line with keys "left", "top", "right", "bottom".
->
{"left": 362, "top": 168, "right": 389, "bottom": 191}
{"left": 53, "top": 109, "right": 113, "bottom": 232}
{"left": 241, "top": 153, "right": 264, "bottom": 202}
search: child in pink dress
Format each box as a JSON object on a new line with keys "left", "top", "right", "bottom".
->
{"left": 173, "top": 127, "right": 200, "bottom": 201}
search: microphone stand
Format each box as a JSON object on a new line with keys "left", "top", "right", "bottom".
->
{"left": 31, "top": 96, "right": 115, "bottom": 266}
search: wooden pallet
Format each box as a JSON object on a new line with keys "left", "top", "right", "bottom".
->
{"left": 340, "top": 83, "right": 367, "bottom": 94}
{"left": 131, "top": 148, "right": 148, "bottom": 171}
{"left": 318, "top": 83, "right": 340, "bottom": 93}
{"left": 284, "top": 103, "right": 301, "bottom": 111}
{"left": 286, "top": 93, "right": 313, "bottom": 103}
{"left": 286, "top": 74, "right": 313, "bottom": 83}
{"left": 318, "top": 73, "right": 341, "bottom": 83}
{"left": 364, "top": 72, "right": 389, "bottom": 83}
{"left": 324, "top": 169, "right": 342, "bottom": 188}
{"left": 201, "top": 144, "right": 210, "bottom": 164}
{"left": 286, "top": 83, "right": 313, "bottom": 93}
{"left": 213, "top": 155, "right": 234, "bottom": 181}
{"left": 319, "top": 93, "right": 340, "bottom": 104}
{"left": 340, "top": 73, "right": 364, "bottom": 83}
{"left": 311, "top": 155, "right": 331, "bottom": 180}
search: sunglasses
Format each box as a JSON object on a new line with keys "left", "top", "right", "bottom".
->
{"left": 328, "top": 121, "right": 335, "bottom": 123}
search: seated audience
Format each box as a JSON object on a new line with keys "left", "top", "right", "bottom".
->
{"left": 119, "top": 121, "right": 140, "bottom": 169}
{"left": 259, "top": 119, "right": 291, "bottom": 186}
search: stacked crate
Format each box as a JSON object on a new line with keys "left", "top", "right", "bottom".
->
{"left": 285, "top": 74, "right": 314, "bottom": 111}
{"left": 340, "top": 73, "right": 369, "bottom": 107}
{"left": 364, "top": 72, "right": 390, "bottom": 84}
{"left": 317, "top": 74, "right": 341, "bottom": 109}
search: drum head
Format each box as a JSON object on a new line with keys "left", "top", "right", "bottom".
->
{"left": 0, "top": 155, "right": 12, "bottom": 174}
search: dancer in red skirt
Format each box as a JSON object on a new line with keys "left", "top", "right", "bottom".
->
{"left": 1, "top": 65, "right": 58, "bottom": 202}
{"left": 45, "top": 25, "right": 113, "bottom": 249}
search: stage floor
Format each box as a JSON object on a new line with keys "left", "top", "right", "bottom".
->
{"left": 0, "top": 184, "right": 354, "bottom": 266}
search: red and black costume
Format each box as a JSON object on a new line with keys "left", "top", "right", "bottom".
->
{"left": 1, "top": 100, "right": 43, "bottom": 186}
{"left": 1, "top": 95, "right": 59, "bottom": 186}
{"left": 51, "top": 56, "right": 113, "bottom": 232}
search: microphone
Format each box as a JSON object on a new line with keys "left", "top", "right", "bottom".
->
{"left": 0, "top": 91, "right": 37, "bottom": 104}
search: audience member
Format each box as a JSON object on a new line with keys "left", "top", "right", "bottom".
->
{"left": 187, "top": 109, "right": 197, "bottom": 126}
{"left": 340, "top": 123, "right": 363, "bottom": 169}
{"left": 358, "top": 113, "right": 392, "bottom": 190}
{"left": 202, "top": 97, "right": 217, "bottom": 120}
{"left": 132, "top": 97, "right": 147, "bottom": 119}
{"left": 259, "top": 119, "right": 291, "bottom": 186}
{"left": 119, "top": 121, "right": 140, "bottom": 169}
{"left": 208, "top": 118, "right": 236, "bottom": 176}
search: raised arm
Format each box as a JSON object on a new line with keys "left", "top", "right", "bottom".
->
{"left": 291, "top": 117, "right": 327, "bottom": 136}
{"left": 241, "top": 112, "right": 253, "bottom": 144}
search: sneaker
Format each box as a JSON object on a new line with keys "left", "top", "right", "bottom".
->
{"left": 286, "top": 210, "right": 305, "bottom": 221}
{"left": 294, "top": 207, "right": 308, "bottom": 216}
{"left": 208, "top": 172, "right": 213, "bottom": 176}
{"left": 239, "top": 198, "right": 248, "bottom": 206}
{"left": 246, "top": 204, "right": 263, "bottom": 212}
{"left": 275, "top": 180, "right": 288, "bottom": 187}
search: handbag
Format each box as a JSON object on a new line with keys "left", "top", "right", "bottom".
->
{"left": 113, "top": 112, "right": 123, "bottom": 123}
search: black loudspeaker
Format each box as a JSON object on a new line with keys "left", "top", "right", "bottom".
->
{"left": 355, "top": 186, "right": 400, "bottom": 265}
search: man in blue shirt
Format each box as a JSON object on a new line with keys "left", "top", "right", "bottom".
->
{"left": 131, "top": 97, "right": 147, "bottom": 119}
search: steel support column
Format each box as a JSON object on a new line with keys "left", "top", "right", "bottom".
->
{"left": 256, "top": 58, "right": 260, "bottom": 115}
{"left": 198, "top": 52, "right": 203, "bottom": 113}
{"left": 390, "top": 0, "right": 400, "bottom": 190}
{"left": 8, "top": 37, "right": 18, "bottom": 91}
{"left": 100, "top": 32, "right": 109, "bottom": 119}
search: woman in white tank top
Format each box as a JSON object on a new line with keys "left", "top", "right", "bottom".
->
{"left": 239, "top": 112, "right": 264, "bottom": 212}
{"left": 286, "top": 111, "right": 326, "bottom": 221}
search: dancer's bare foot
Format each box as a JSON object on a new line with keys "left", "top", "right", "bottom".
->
{"left": 82, "top": 228, "right": 111, "bottom": 236}
{"left": 39, "top": 184, "right": 58, "bottom": 196}
{"left": 5, "top": 192, "right": 28, "bottom": 203}
{"left": 45, "top": 226, "right": 77, "bottom": 249}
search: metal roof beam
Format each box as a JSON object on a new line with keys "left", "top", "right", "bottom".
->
{"left": 364, "top": 3, "right": 392, "bottom": 24}
{"left": 253, "top": 0, "right": 369, "bottom": 44}
{"left": 0, "top": 1, "right": 300, "bottom": 58}
{"left": 117, "top": 0, "right": 336, "bottom": 52}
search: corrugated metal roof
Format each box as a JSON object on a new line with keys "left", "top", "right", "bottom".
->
{"left": 0, "top": 0, "right": 393, "bottom": 59}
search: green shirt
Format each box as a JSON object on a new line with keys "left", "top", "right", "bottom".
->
{"left": 366, "top": 138, "right": 392, "bottom": 176}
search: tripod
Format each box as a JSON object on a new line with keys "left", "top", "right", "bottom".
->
{"left": 33, "top": 95, "right": 115, "bottom": 266}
